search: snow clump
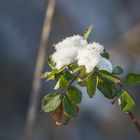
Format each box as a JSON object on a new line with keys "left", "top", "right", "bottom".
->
{"left": 52, "top": 35, "right": 87, "bottom": 69}
{"left": 52, "top": 35, "right": 113, "bottom": 73}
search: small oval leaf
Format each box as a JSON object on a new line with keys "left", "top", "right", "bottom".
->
{"left": 64, "top": 71, "right": 75, "bottom": 81}
{"left": 112, "top": 66, "right": 124, "bottom": 75}
{"left": 125, "top": 73, "right": 140, "bottom": 86}
{"left": 42, "top": 93, "right": 62, "bottom": 112}
{"left": 68, "top": 86, "right": 82, "bottom": 104}
{"left": 41, "top": 71, "right": 50, "bottom": 79}
{"left": 54, "top": 75, "right": 69, "bottom": 89}
{"left": 98, "top": 80, "right": 116, "bottom": 99}
{"left": 63, "top": 95, "right": 78, "bottom": 117}
{"left": 48, "top": 55, "right": 56, "bottom": 69}
{"left": 96, "top": 70, "right": 120, "bottom": 84}
{"left": 101, "top": 52, "right": 109, "bottom": 59}
{"left": 76, "top": 78, "right": 86, "bottom": 87}
{"left": 86, "top": 73, "right": 98, "bottom": 98}
{"left": 119, "top": 90, "right": 135, "bottom": 112}
{"left": 47, "top": 69, "right": 58, "bottom": 80}
{"left": 83, "top": 25, "right": 93, "bottom": 40}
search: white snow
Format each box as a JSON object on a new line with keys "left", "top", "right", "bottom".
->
{"left": 77, "top": 47, "right": 102, "bottom": 73}
{"left": 52, "top": 35, "right": 87, "bottom": 69}
{"left": 97, "top": 57, "right": 113, "bottom": 73}
{"left": 54, "top": 35, "right": 87, "bottom": 51}
{"left": 51, "top": 35, "right": 113, "bottom": 73}
{"left": 52, "top": 47, "right": 80, "bottom": 69}
{"left": 86, "top": 42, "right": 104, "bottom": 54}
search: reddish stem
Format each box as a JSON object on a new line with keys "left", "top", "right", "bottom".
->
{"left": 128, "top": 112, "right": 140, "bottom": 134}
{"left": 112, "top": 97, "right": 140, "bottom": 135}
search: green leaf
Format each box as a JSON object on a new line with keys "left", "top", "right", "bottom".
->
{"left": 41, "top": 71, "right": 50, "bottom": 79}
{"left": 76, "top": 68, "right": 88, "bottom": 87}
{"left": 54, "top": 67, "right": 68, "bottom": 80}
{"left": 64, "top": 71, "right": 75, "bottom": 81}
{"left": 112, "top": 66, "right": 124, "bottom": 75}
{"left": 98, "top": 80, "right": 116, "bottom": 99}
{"left": 57, "top": 66, "right": 67, "bottom": 73}
{"left": 83, "top": 25, "right": 93, "bottom": 40}
{"left": 69, "top": 62, "right": 84, "bottom": 74}
{"left": 72, "top": 66, "right": 83, "bottom": 73}
{"left": 54, "top": 71, "right": 74, "bottom": 83}
{"left": 54, "top": 72, "right": 63, "bottom": 80}
{"left": 101, "top": 52, "right": 109, "bottom": 59}
{"left": 96, "top": 70, "right": 120, "bottom": 84}
{"left": 76, "top": 78, "right": 86, "bottom": 87}
{"left": 69, "top": 62, "right": 78, "bottom": 69}
{"left": 54, "top": 75, "right": 69, "bottom": 89}
{"left": 124, "top": 73, "right": 140, "bottom": 86}
{"left": 63, "top": 95, "right": 78, "bottom": 117}
{"left": 61, "top": 112, "right": 70, "bottom": 125}
{"left": 119, "top": 90, "right": 135, "bottom": 112}
{"left": 48, "top": 55, "right": 56, "bottom": 69}
{"left": 42, "top": 93, "right": 62, "bottom": 112}
{"left": 47, "top": 69, "right": 58, "bottom": 80}
{"left": 68, "top": 86, "right": 82, "bottom": 104}
{"left": 111, "top": 84, "right": 122, "bottom": 96}
{"left": 86, "top": 73, "right": 98, "bottom": 98}
{"left": 42, "top": 67, "right": 67, "bottom": 81}
{"left": 78, "top": 67, "right": 88, "bottom": 79}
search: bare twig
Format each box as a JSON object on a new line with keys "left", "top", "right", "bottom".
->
{"left": 63, "top": 66, "right": 85, "bottom": 93}
{"left": 63, "top": 72, "right": 80, "bottom": 94}
{"left": 68, "top": 72, "right": 80, "bottom": 88}
{"left": 128, "top": 112, "right": 140, "bottom": 133}
{"left": 24, "top": 0, "right": 56, "bottom": 140}
{"left": 112, "top": 97, "right": 140, "bottom": 134}
{"left": 111, "top": 97, "right": 118, "bottom": 104}
{"left": 63, "top": 68, "right": 140, "bottom": 135}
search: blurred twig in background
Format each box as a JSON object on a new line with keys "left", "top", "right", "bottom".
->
{"left": 24, "top": 0, "right": 56, "bottom": 140}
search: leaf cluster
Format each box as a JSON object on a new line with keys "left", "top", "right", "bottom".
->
{"left": 41, "top": 26, "right": 139, "bottom": 126}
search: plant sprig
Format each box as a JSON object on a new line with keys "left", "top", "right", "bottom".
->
{"left": 41, "top": 25, "right": 139, "bottom": 128}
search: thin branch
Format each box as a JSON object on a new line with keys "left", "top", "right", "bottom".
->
{"left": 63, "top": 66, "right": 85, "bottom": 94}
{"left": 112, "top": 97, "right": 140, "bottom": 135}
{"left": 128, "top": 112, "right": 140, "bottom": 133}
{"left": 65, "top": 68, "right": 140, "bottom": 135}
{"left": 63, "top": 72, "right": 80, "bottom": 93}
{"left": 23, "top": 0, "right": 56, "bottom": 140}
{"left": 112, "top": 80, "right": 140, "bottom": 134}
{"left": 68, "top": 72, "right": 80, "bottom": 88}
{"left": 111, "top": 96, "right": 118, "bottom": 104}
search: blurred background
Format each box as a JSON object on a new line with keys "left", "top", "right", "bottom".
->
{"left": 0, "top": 0, "right": 140, "bottom": 140}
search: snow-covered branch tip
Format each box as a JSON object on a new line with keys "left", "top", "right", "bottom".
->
{"left": 41, "top": 25, "right": 140, "bottom": 130}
